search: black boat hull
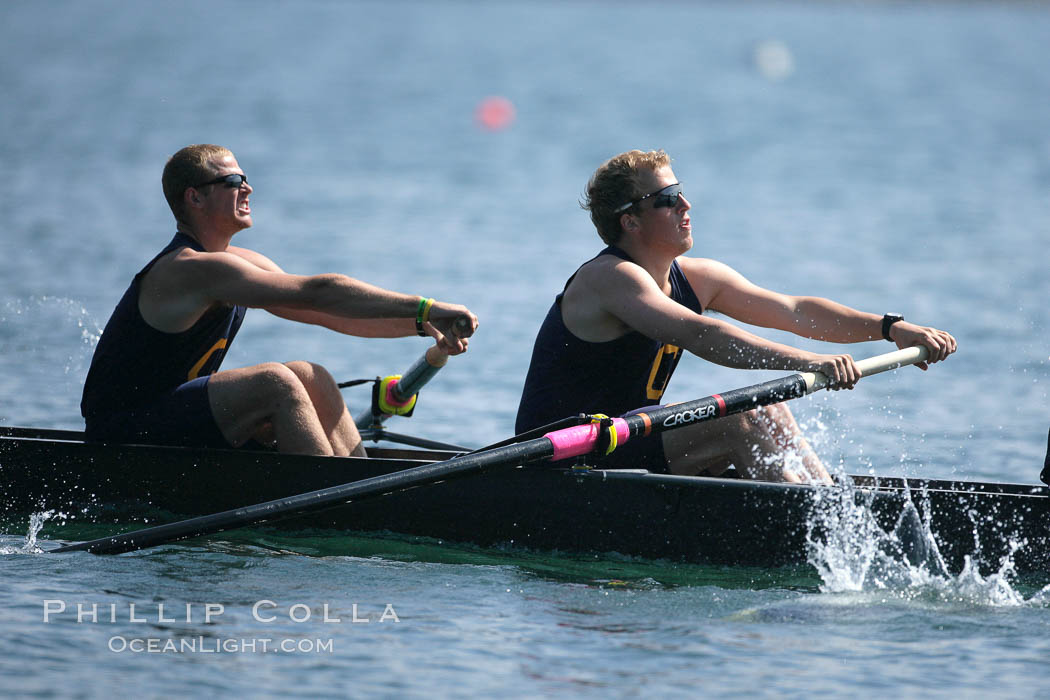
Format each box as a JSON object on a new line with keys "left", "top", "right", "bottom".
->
{"left": 2, "top": 427, "right": 1048, "bottom": 575}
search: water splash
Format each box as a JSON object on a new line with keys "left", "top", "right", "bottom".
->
{"left": 0, "top": 510, "right": 58, "bottom": 555}
{"left": 0, "top": 296, "right": 101, "bottom": 372}
{"left": 0, "top": 296, "right": 101, "bottom": 422}
{"left": 805, "top": 478, "right": 1035, "bottom": 607}
{"left": 747, "top": 407, "right": 841, "bottom": 483}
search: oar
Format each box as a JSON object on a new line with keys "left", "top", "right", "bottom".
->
{"left": 354, "top": 316, "right": 471, "bottom": 429}
{"left": 49, "top": 346, "right": 927, "bottom": 555}
{"left": 352, "top": 343, "right": 449, "bottom": 429}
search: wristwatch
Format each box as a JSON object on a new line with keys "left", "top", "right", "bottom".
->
{"left": 881, "top": 313, "right": 904, "bottom": 342}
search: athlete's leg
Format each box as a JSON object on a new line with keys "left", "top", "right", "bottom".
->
{"left": 754, "top": 402, "right": 831, "bottom": 483}
{"left": 282, "top": 361, "right": 364, "bottom": 457}
{"left": 207, "top": 362, "right": 336, "bottom": 456}
{"left": 662, "top": 403, "right": 831, "bottom": 484}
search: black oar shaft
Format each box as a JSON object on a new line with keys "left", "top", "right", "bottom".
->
{"left": 628, "top": 374, "right": 808, "bottom": 438}
{"left": 392, "top": 350, "right": 445, "bottom": 402}
{"left": 51, "top": 437, "right": 553, "bottom": 555}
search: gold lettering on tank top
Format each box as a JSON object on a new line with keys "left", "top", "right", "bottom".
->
{"left": 187, "top": 339, "right": 228, "bottom": 381}
{"left": 646, "top": 343, "right": 681, "bottom": 401}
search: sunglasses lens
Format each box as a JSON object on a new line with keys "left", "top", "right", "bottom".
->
{"left": 224, "top": 174, "right": 246, "bottom": 188}
{"left": 616, "top": 182, "right": 683, "bottom": 213}
{"left": 653, "top": 185, "right": 682, "bottom": 208}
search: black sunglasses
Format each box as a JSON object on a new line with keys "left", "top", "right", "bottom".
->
{"left": 193, "top": 173, "right": 248, "bottom": 189}
{"left": 615, "top": 183, "right": 683, "bottom": 213}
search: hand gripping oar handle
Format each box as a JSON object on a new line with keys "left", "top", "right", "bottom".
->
{"left": 802, "top": 345, "right": 929, "bottom": 392}
{"left": 49, "top": 347, "right": 926, "bottom": 555}
{"left": 352, "top": 316, "right": 469, "bottom": 427}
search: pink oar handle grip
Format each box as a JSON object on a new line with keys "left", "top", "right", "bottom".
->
{"left": 384, "top": 378, "right": 413, "bottom": 408}
{"left": 545, "top": 417, "right": 630, "bottom": 462}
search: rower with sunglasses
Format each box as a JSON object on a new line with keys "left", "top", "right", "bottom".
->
{"left": 515, "top": 149, "right": 955, "bottom": 483}
{"left": 81, "top": 144, "right": 477, "bottom": 456}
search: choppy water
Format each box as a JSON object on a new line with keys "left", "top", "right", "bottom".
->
{"left": 2, "top": 0, "right": 1049, "bottom": 697}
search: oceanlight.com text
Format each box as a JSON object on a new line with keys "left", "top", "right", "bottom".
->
{"left": 108, "top": 636, "right": 335, "bottom": 654}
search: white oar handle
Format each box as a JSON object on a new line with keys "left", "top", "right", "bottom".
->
{"left": 423, "top": 343, "right": 450, "bottom": 370}
{"left": 802, "top": 346, "right": 930, "bottom": 392}
{"left": 353, "top": 345, "right": 451, "bottom": 428}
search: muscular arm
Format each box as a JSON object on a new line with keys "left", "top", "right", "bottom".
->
{"left": 265, "top": 307, "right": 417, "bottom": 337}
{"left": 219, "top": 247, "right": 413, "bottom": 336}
{"left": 140, "top": 245, "right": 476, "bottom": 350}
{"left": 570, "top": 257, "right": 852, "bottom": 379}
{"left": 187, "top": 250, "right": 421, "bottom": 316}
{"left": 682, "top": 257, "right": 956, "bottom": 366}
{"left": 692, "top": 259, "right": 883, "bottom": 342}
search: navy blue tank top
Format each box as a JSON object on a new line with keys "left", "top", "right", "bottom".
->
{"left": 81, "top": 232, "right": 247, "bottom": 419}
{"left": 515, "top": 246, "right": 703, "bottom": 433}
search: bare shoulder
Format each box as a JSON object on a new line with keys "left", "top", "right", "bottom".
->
{"left": 676, "top": 257, "right": 750, "bottom": 309}
{"left": 560, "top": 255, "right": 646, "bottom": 340}
{"left": 151, "top": 246, "right": 281, "bottom": 281}
{"left": 154, "top": 246, "right": 247, "bottom": 278}
{"left": 136, "top": 247, "right": 243, "bottom": 332}
{"left": 676, "top": 256, "right": 736, "bottom": 278}
{"left": 573, "top": 253, "right": 651, "bottom": 292}
{"left": 140, "top": 248, "right": 270, "bottom": 310}
{"left": 680, "top": 256, "right": 758, "bottom": 287}
{"left": 226, "top": 245, "right": 284, "bottom": 272}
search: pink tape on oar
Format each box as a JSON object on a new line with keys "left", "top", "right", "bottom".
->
{"left": 384, "top": 379, "right": 411, "bottom": 407}
{"left": 377, "top": 375, "right": 417, "bottom": 416}
{"left": 545, "top": 418, "right": 630, "bottom": 461}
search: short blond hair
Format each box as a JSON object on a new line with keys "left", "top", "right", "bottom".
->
{"left": 582, "top": 149, "right": 671, "bottom": 245}
{"left": 161, "top": 144, "right": 234, "bottom": 224}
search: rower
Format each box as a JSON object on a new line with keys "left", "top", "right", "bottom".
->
{"left": 515, "top": 149, "right": 956, "bottom": 483}
{"left": 81, "top": 144, "right": 477, "bottom": 456}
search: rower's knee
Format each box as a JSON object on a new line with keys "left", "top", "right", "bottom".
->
{"left": 254, "top": 362, "right": 312, "bottom": 407}
{"left": 285, "top": 362, "right": 360, "bottom": 456}
{"left": 284, "top": 361, "right": 339, "bottom": 393}
{"left": 283, "top": 360, "right": 346, "bottom": 412}
{"left": 725, "top": 410, "right": 777, "bottom": 461}
{"left": 724, "top": 410, "right": 762, "bottom": 438}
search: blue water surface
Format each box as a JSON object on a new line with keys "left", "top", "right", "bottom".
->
{"left": 1, "top": 1, "right": 1049, "bottom": 697}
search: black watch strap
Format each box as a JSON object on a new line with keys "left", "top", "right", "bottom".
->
{"left": 881, "top": 313, "right": 904, "bottom": 342}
